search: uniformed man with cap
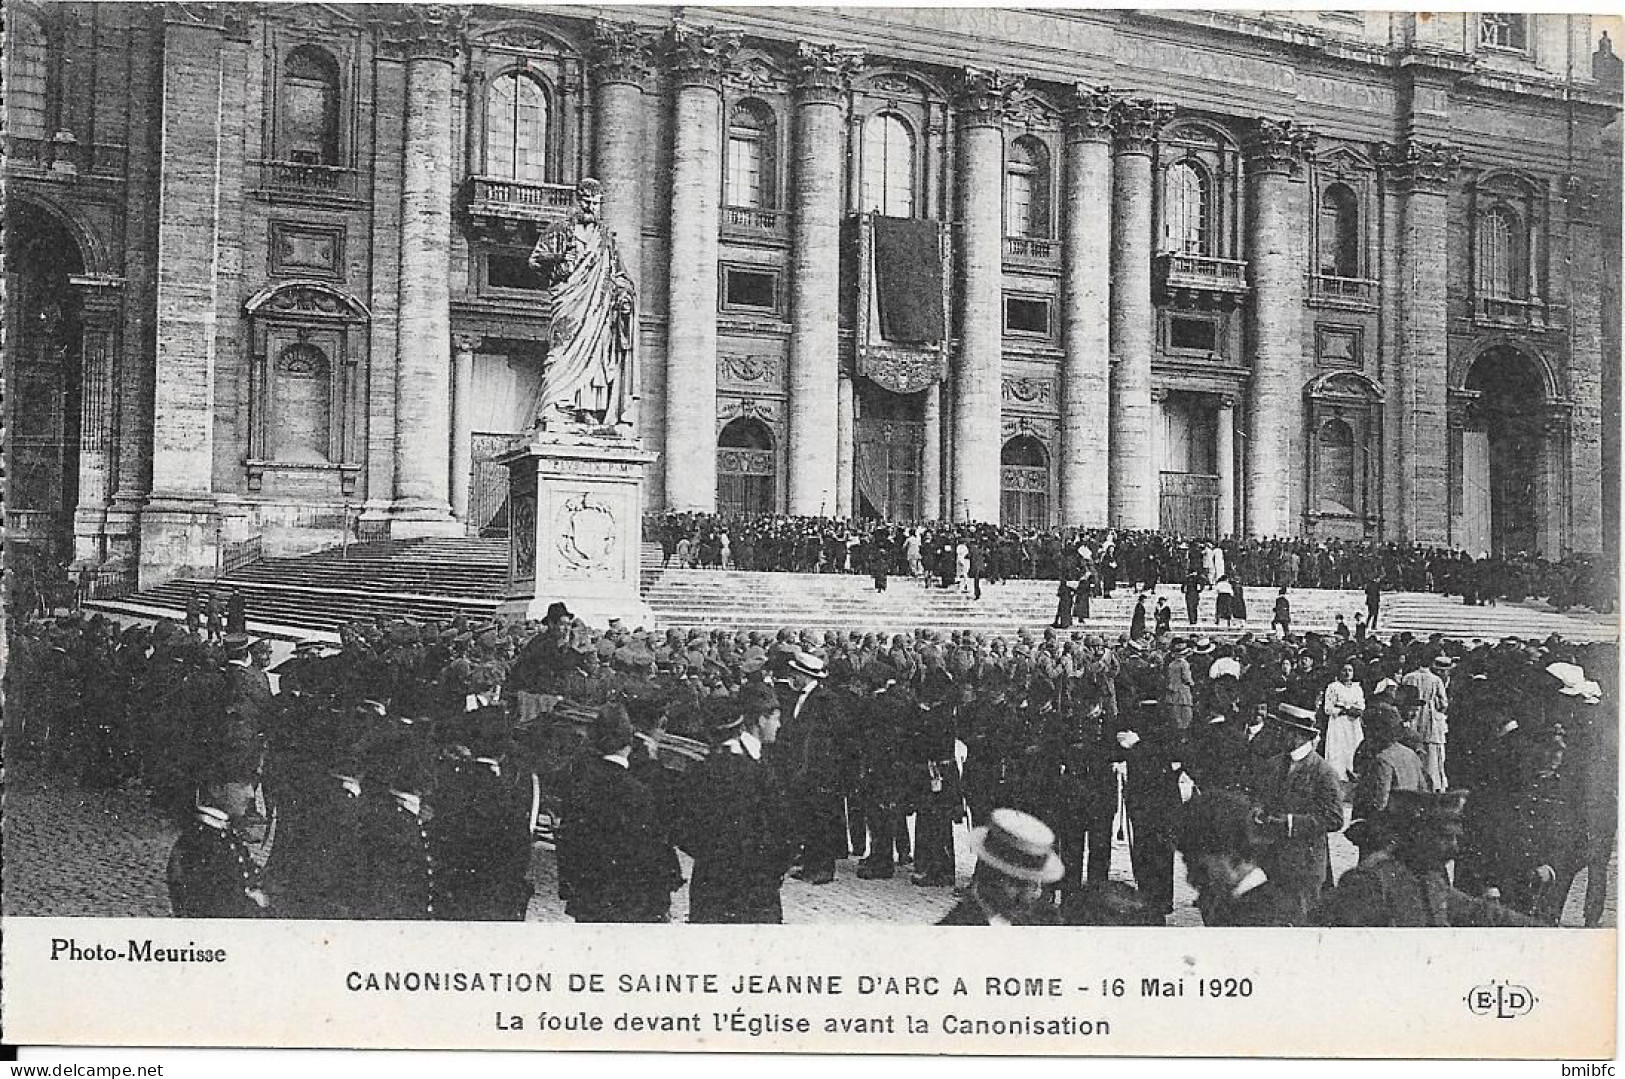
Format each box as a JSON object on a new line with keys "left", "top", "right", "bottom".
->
{"left": 1252, "top": 702, "right": 1343, "bottom": 920}
{"left": 166, "top": 766, "right": 271, "bottom": 918}
{"left": 937, "top": 808, "right": 1063, "bottom": 925}
{"left": 353, "top": 733, "right": 439, "bottom": 920}
{"left": 1315, "top": 790, "right": 1538, "bottom": 927}
{"left": 556, "top": 704, "right": 682, "bottom": 922}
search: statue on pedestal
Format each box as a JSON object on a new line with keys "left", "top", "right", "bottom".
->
{"left": 528, "top": 177, "right": 638, "bottom": 434}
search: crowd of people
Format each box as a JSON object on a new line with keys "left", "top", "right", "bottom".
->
{"left": 9, "top": 590, "right": 1615, "bottom": 927}
{"left": 649, "top": 513, "right": 1616, "bottom": 613}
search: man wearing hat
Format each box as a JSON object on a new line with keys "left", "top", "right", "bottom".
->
{"left": 352, "top": 733, "right": 439, "bottom": 920}
{"left": 1177, "top": 790, "right": 1301, "bottom": 926}
{"left": 938, "top": 808, "right": 1063, "bottom": 925}
{"left": 556, "top": 705, "right": 682, "bottom": 922}
{"left": 1316, "top": 790, "right": 1537, "bottom": 927}
{"left": 1253, "top": 702, "right": 1344, "bottom": 920}
{"left": 675, "top": 698, "right": 797, "bottom": 923}
{"left": 167, "top": 764, "right": 271, "bottom": 918}
{"left": 773, "top": 651, "right": 849, "bottom": 885}
{"left": 1400, "top": 653, "right": 1452, "bottom": 790}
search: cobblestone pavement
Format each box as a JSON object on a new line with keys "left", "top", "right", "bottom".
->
{"left": 4, "top": 762, "right": 1613, "bottom": 928}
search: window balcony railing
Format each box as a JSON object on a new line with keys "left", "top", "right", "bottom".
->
{"left": 1474, "top": 294, "right": 1567, "bottom": 330}
{"left": 1154, "top": 252, "right": 1250, "bottom": 301}
{"left": 1004, "top": 235, "right": 1060, "bottom": 268}
{"left": 258, "top": 160, "right": 361, "bottom": 199}
{"left": 1308, "top": 273, "right": 1379, "bottom": 309}
{"left": 721, "top": 205, "right": 790, "bottom": 241}
{"left": 467, "top": 175, "right": 575, "bottom": 220}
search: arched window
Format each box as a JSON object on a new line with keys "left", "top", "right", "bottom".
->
{"left": 280, "top": 45, "right": 341, "bottom": 165}
{"left": 717, "top": 418, "right": 777, "bottom": 516}
{"left": 1006, "top": 136, "right": 1051, "bottom": 239}
{"left": 1318, "top": 184, "right": 1360, "bottom": 278}
{"left": 1317, "top": 419, "right": 1356, "bottom": 516}
{"left": 861, "top": 113, "right": 916, "bottom": 218}
{"left": 486, "top": 71, "right": 550, "bottom": 183}
{"left": 1000, "top": 436, "right": 1050, "bottom": 529}
{"left": 1476, "top": 205, "right": 1526, "bottom": 299}
{"left": 7, "top": 12, "right": 50, "bottom": 141}
{"left": 726, "top": 99, "right": 777, "bottom": 209}
{"left": 1162, "top": 160, "right": 1211, "bottom": 255}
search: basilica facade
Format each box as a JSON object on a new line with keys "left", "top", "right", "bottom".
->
{"left": 4, "top": 3, "right": 1620, "bottom": 588}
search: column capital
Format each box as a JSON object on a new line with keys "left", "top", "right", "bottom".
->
{"left": 379, "top": 4, "right": 466, "bottom": 63}
{"left": 1244, "top": 118, "right": 1316, "bottom": 179}
{"left": 1376, "top": 139, "right": 1461, "bottom": 193}
{"left": 1064, "top": 84, "right": 1117, "bottom": 143}
{"left": 452, "top": 333, "right": 484, "bottom": 356}
{"left": 666, "top": 20, "right": 740, "bottom": 91}
{"left": 1150, "top": 385, "right": 1169, "bottom": 403}
{"left": 1110, "top": 97, "right": 1173, "bottom": 156}
{"left": 1216, "top": 392, "right": 1238, "bottom": 410}
{"left": 954, "top": 66, "right": 1024, "bottom": 129}
{"left": 589, "top": 19, "right": 654, "bottom": 90}
{"left": 793, "top": 42, "right": 864, "bottom": 106}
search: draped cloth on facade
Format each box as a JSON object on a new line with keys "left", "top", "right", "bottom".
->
{"left": 872, "top": 216, "right": 944, "bottom": 345}
{"left": 529, "top": 215, "right": 638, "bottom": 428}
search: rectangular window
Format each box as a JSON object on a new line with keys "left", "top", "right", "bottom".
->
{"left": 721, "top": 265, "right": 779, "bottom": 312}
{"left": 1006, "top": 171, "right": 1035, "bottom": 238}
{"left": 1479, "top": 13, "right": 1528, "bottom": 51}
{"left": 727, "top": 135, "right": 763, "bottom": 208}
{"left": 486, "top": 252, "right": 543, "bottom": 292}
{"left": 1004, "top": 295, "right": 1051, "bottom": 336}
{"left": 1168, "top": 315, "right": 1217, "bottom": 353}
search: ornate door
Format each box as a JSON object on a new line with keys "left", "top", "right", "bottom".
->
{"left": 855, "top": 419, "right": 923, "bottom": 520}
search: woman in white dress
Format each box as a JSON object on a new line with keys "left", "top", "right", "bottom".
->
{"left": 1321, "top": 663, "right": 1366, "bottom": 791}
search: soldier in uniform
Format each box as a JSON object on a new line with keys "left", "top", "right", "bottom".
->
{"left": 166, "top": 769, "right": 270, "bottom": 918}
{"left": 1316, "top": 790, "right": 1538, "bottom": 927}
{"left": 909, "top": 668, "right": 961, "bottom": 887}
{"left": 435, "top": 706, "right": 537, "bottom": 920}
{"left": 676, "top": 699, "right": 797, "bottom": 924}
{"left": 261, "top": 709, "right": 366, "bottom": 919}
{"left": 353, "top": 735, "right": 439, "bottom": 920}
{"left": 554, "top": 705, "right": 680, "bottom": 922}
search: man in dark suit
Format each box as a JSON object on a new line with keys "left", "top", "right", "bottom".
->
{"left": 556, "top": 705, "right": 681, "bottom": 922}
{"left": 1253, "top": 703, "right": 1344, "bottom": 920}
{"left": 676, "top": 698, "right": 797, "bottom": 923}
{"left": 1177, "top": 789, "right": 1301, "bottom": 926}
{"left": 937, "top": 808, "right": 1063, "bottom": 925}
{"left": 773, "top": 651, "right": 847, "bottom": 884}
{"left": 436, "top": 705, "right": 537, "bottom": 921}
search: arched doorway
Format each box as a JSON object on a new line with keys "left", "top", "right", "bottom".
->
{"left": 717, "top": 417, "right": 777, "bottom": 516}
{"left": 1459, "top": 347, "right": 1548, "bottom": 556}
{"left": 1000, "top": 436, "right": 1050, "bottom": 528}
{"left": 5, "top": 200, "right": 85, "bottom": 571}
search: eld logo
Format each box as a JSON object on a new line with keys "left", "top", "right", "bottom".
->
{"left": 1465, "top": 981, "right": 1538, "bottom": 1019}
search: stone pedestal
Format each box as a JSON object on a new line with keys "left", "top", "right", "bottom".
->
{"left": 497, "top": 435, "right": 659, "bottom": 629}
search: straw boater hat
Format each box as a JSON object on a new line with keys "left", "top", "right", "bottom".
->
{"left": 971, "top": 808, "right": 1065, "bottom": 884}
{"left": 1271, "top": 702, "right": 1319, "bottom": 739}
{"left": 786, "top": 651, "right": 828, "bottom": 680}
{"left": 1192, "top": 636, "right": 1217, "bottom": 655}
{"left": 1207, "top": 656, "right": 1242, "bottom": 681}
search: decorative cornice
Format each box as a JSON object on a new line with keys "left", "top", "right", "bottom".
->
{"left": 380, "top": 4, "right": 466, "bottom": 63}
{"left": 589, "top": 19, "right": 654, "bottom": 90}
{"left": 1244, "top": 118, "right": 1316, "bottom": 179}
{"left": 1064, "top": 85, "right": 1117, "bottom": 144}
{"left": 793, "top": 42, "right": 864, "bottom": 106}
{"left": 1110, "top": 97, "right": 1173, "bottom": 156}
{"left": 666, "top": 21, "right": 740, "bottom": 90}
{"left": 954, "top": 66, "right": 1024, "bottom": 129}
{"left": 1375, "top": 139, "right": 1461, "bottom": 193}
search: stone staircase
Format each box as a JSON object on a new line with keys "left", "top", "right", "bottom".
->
{"left": 87, "top": 537, "right": 1617, "bottom": 643}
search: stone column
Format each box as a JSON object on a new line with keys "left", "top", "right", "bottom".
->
{"left": 922, "top": 382, "right": 942, "bottom": 520}
{"left": 1059, "top": 86, "right": 1115, "bottom": 527}
{"left": 1243, "top": 118, "right": 1315, "bottom": 538}
{"left": 391, "top": 9, "right": 463, "bottom": 532}
{"left": 1107, "top": 98, "right": 1169, "bottom": 529}
{"left": 1378, "top": 139, "right": 1459, "bottom": 545}
{"left": 1150, "top": 385, "right": 1167, "bottom": 491}
{"left": 836, "top": 374, "right": 856, "bottom": 517}
{"left": 1216, "top": 394, "right": 1236, "bottom": 537}
{"left": 450, "top": 334, "right": 481, "bottom": 525}
{"left": 1563, "top": 176, "right": 1605, "bottom": 553}
{"left": 953, "top": 67, "right": 1022, "bottom": 523}
{"left": 589, "top": 21, "right": 651, "bottom": 288}
{"left": 663, "top": 22, "right": 738, "bottom": 511}
{"left": 788, "top": 43, "right": 862, "bottom": 516}
{"left": 73, "top": 282, "right": 121, "bottom": 564}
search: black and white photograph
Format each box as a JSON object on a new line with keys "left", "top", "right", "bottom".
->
{"left": 1, "top": 0, "right": 1620, "bottom": 1059}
